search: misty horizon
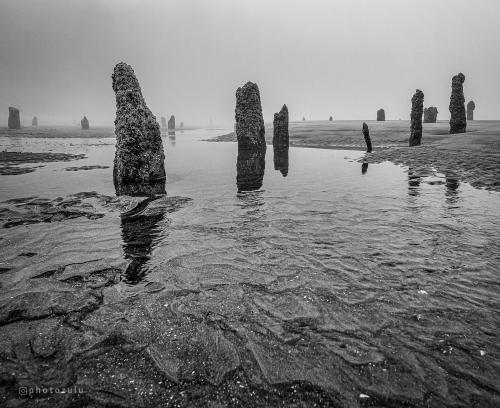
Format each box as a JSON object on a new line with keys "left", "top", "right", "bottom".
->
{"left": 1, "top": 0, "right": 499, "bottom": 127}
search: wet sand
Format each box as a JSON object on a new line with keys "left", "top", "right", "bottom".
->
{"left": 209, "top": 120, "right": 500, "bottom": 191}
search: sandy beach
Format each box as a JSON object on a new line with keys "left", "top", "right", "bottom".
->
{"left": 209, "top": 120, "right": 500, "bottom": 192}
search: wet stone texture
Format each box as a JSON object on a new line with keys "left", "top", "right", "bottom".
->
{"left": 8, "top": 107, "right": 21, "bottom": 129}
{"left": 409, "top": 89, "right": 424, "bottom": 146}
{"left": 235, "top": 82, "right": 266, "bottom": 151}
{"left": 423, "top": 107, "right": 438, "bottom": 123}
{"left": 467, "top": 100, "right": 475, "bottom": 121}
{"left": 377, "top": 108, "right": 385, "bottom": 121}
{"left": 449, "top": 73, "right": 466, "bottom": 134}
{"left": 111, "top": 62, "right": 166, "bottom": 194}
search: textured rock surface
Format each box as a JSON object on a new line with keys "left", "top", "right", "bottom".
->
{"left": 111, "top": 62, "right": 166, "bottom": 194}
{"left": 236, "top": 149, "right": 265, "bottom": 191}
{"left": 8, "top": 107, "right": 20, "bottom": 129}
{"left": 161, "top": 116, "right": 167, "bottom": 128}
{"left": 467, "top": 100, "right": 475, "bottom": 121}
{"left": 377, "top": 109, "right": 385, "bottom": 121}
{"left": 273, "top": 104, "right": 289, "bottom": 150}
{"left": 32, "top": 116, "right": 38, "bottom": 126}
{"left": 449, "top": 73, "right": 466, "bottom": 134}
{"left": 409, "top": 89, "right": 424, "bottom": 146}
{"left": 168, "top": 115, "right": 175, "bottom": 130}
{"left": 423, "top": 107, "right": 438, "bottom": 123}
{"left": 81, "top": 116, "right": 89, "bottom": 130}
{"left": 235, "top": 82, "right": 266, "bottom": 151}
{"left": 362, "top": 122, "right": 372, "bottom": 152}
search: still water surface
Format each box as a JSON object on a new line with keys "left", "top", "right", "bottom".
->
{"left": 0, "top": 129, "right": 499, "bottom": 406}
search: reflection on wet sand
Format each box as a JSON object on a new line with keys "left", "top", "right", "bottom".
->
{"left": 168, "top": 132, "right": 176, "bottom": 147}
{"left": 361, "top": 162, "right": 368, "bottom": 174}
{"left": 273, "top": 147, "right": 289, "bottom": 177}
{"left": 445, "top": 174, "right": 461, "bottom": 206}
{"left": 236, "top": 149, "right": 265, "bottom": 192}
{"left": 408, "top": 168, "right": 421, "bottom": 197}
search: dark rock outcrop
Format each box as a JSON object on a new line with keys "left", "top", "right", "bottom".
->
{"left": 362, "top": 122, "right": 372, "bottom": 153}
{"left": 467, "top": 100, "right": 475, "bottom": 121}
{"left": 329, "top": 116, "right": 333, "bottom": 121}
{"left": 235, "top": 82, "right": 266, "bottom": 151}
{"left": 81, "top": 116, "right": 89, "bottom": 130}
{"left": 168, "top": 115, "right": 175, "bottom": 130}
{"left": 361, "top": 162, "right": 368, "bottom": 174}
{"left": 273, "top": 104, "right": 289, "bottom": 150}
{"left": 111, "top": 62, "right": 166, "bottom": 196}
{"left": 449, "top": 73, "right": 466, "bottom": 134}
{"left": 377, "top": 109, "right": 385, "bottom": 121}
{"left": 161, "top": 116, "right": 167, "bottom": 128}
{"left": 409, "top": 89, "right": 424, "bottom": 146}
{"left": 8, "top": 107, "right": 20, "bottom": 129}
{"left": 423, "top": 107, "right": 438, "bottom": 123}
{"left": 32, "top": 116, "right": 38, "bottom": 126}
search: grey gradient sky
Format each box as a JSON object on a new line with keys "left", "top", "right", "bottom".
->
{"left": 0, "top": 0, "right": 499, "bottom": 126}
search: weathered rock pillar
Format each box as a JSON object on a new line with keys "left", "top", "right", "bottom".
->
{"left": 111, "top": 62, "right": 166, "bottom": 195}
{"left": 467, "top": 100, "right": 475, "bottom": 121}
{"left": 161, "top": 117, "right": 167, "bottom": 128}
{"left": 329, "top": 116, "right": 333, "bottom": 121}
{"left": 423, "top": 107, "right": 438, "bottom": 123}
{"left": 409, "top": 89, "right": 424, "bottom": 146}
{"left": 273, "top": 105, "right": 289, "bottom": 150}
{"left": 377, "top": 109, "right": 385, "bottom": 121}
{"left": 32, "top": 116, "right": 38, "bottom": 126}
{"left": 235, "top": 82, "right": 266, "bottom": 191}
{"left": 8, "top": 107, "right": 20, "bottom": 129}
{"left": 449, "top": 73, "right": 466, "bottom": 134}
{"left": 168, "top": 115, "right": 175, "bottom": 130}
{"left": 362, "top": 122, "right": 372, "bottom": 152}
{"left": 81, "top": 116, "right": 89, "bottom": 130}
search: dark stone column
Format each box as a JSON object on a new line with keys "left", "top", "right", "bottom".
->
{"left": 32, "top": 116, "right": 38, "bottom": 126}
{"left": 423, "top": 107, "right": 438, "bottom": 123}
{"left": 466, "top": 100, "right": 475, "bottom": 121}
{"left": 449, "top": 73, "right": 466, "bottom": 134}
{"left": 111, "top": 62, "right": 166, "bottom": 196}
{"left": 8, "top": 107, "right": 20, "bottom": 129}
{"left": 362, "top": 122, "right": 372, "bottom": 153}
{"left": 161, "top": 117, "right": 167, "bottom": 128}
{"left": 377, "top": 109, "right": 385, "bottom": 121}
{"left": 409, "top": 89, "right": 424, "bottom": 146}
{"left": 168, "top": 115, "right": 175, "bottom": 130}
{"left": 273, "top": 104, "right": 289, "bottom": 150}
{"left": 81, "top": 116, "right": 89, "bottom": 130}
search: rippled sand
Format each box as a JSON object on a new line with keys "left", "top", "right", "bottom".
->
{"left": 0, "top": 129, "right": 499, "bottom": 407}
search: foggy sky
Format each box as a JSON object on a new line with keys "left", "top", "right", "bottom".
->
{"left": 1, "top": 0, "right": 499, "bottom": 126}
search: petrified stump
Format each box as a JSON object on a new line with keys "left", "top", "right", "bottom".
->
{"left": 235, "top": 82, "right": 266, "bottom": 151}
{"left": 423, "top": 107, "right": 438, "bottom": 123}
{"left": 362, "top": 122, "right": 372, "bottom": 153}
{"left": 168, "top": 115, "right": 175, "bottom": 130}
{"left": 377, "top": 109, "right": 385, "bottom": 121}
{"left": 81, "top": 116, "right": 89, "bottom": 130}
{"left": 467, "top": 100, "right": 475, "bottom": 121}
{"left": 111, "top": 62, "right": 166, "bottom": 195}
{"left": 32, "top": 116, "right": 38, "bottom": 127}
{"left": 409, "top": 89, "right": 424, "bottom": 147}
{"left": 273, "top": 104, "right": 289, "bottom": 150}
{"left": 8, "top": 107, "right": 20, "bottom": 129}
{"left": 449, "top": 73, "right": 466, "bottom": 134}
{"left": 161, "top": 117, "right": 167, "bottom": 128}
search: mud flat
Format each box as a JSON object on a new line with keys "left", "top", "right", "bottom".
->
{"left": 210, "top": 120, "right": 500, "bottom": 191}
{"left": 0, "top": 126, "right": 115, "bottom": 139}
{"left": 0, "top": 151, "right": 86, "bottom": 175}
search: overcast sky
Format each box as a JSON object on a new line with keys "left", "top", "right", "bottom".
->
{"left": 0, "top": 0, "right": 499, "bottom": 126}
